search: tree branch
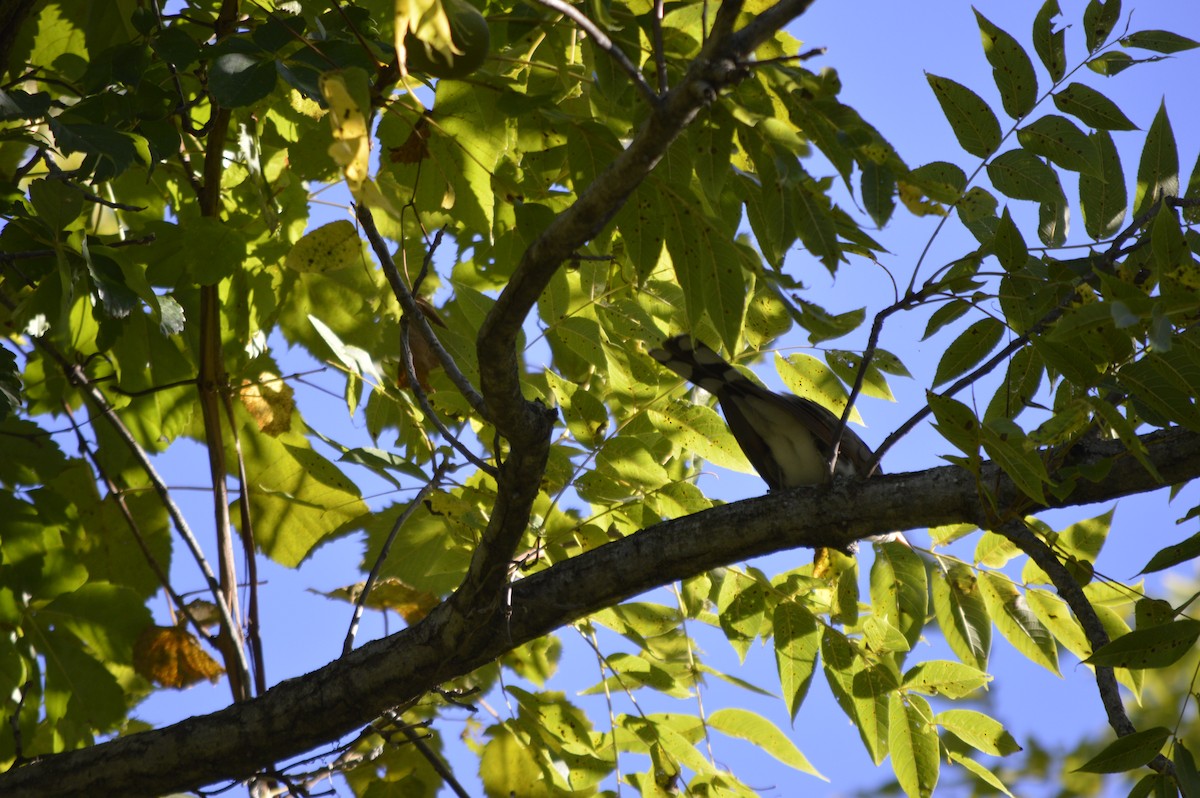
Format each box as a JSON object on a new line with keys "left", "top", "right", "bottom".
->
{"left": 5, "top": 427, "right": 1198, "bottom": 798}
{"left": 462, "top": 0, "right": 822, "bottom": 617}
{"left": 994, "top": 519, "right": 1172, "bottom": 774}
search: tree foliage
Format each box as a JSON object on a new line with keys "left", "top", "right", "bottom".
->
{"left": 1, "top": 0, "right": 1199, "bottom": 796}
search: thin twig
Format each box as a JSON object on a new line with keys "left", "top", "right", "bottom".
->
{"left": 400, "top": 317, "right": 499, "bottom": 476}
{"left": 531, "top": 0, "right": 659, "bottom": 105}
{"left": 62, "top": 361, "right": 253, "bottom": 690}
{"left": 343, "top": 458, "right": 450, "bottom": 656}
{"left": 61, "top": 401, "right": 209, "bottom": 641}
{"left": 652, "top": 0, "right": 668, "bottom": 93}
{"left": 398, "top": 724, "right": 472, "bottom": 798}
{"left": 0, "top": 277, "right": 245, "bottom": 678}
{"left": 869, "top": 331, "right": 1029, "bottom": 474}
{"left": 221, "top": 392, "right": 268, "bottom": 696}
{"left": 356, "top": 204, "right": 491, "bottom": 422}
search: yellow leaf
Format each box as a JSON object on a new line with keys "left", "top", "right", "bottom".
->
{"left": 318, "top": 71, "right": 398, "bottom": 217}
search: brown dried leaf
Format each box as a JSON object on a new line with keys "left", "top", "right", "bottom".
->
{"left": 396, "top": 296, "right": 447, "bottom": 391}
{"left": 240, "top": 372, "right": 294, "bottom": 435}
{"left": 389, "top": 115, "right": 431, "bottom": 164}
{"left": 134, "top": 625, "right": 225, "bottom": 689}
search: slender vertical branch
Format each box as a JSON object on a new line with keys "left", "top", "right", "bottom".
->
{"left": 994, "top": 519, "right": 1171, "bottom": 774}
{"left": 221, "top": 392, "right": 267, "bottom": 695}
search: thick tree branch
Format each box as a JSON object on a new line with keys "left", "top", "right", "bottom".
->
{"left": 463, "top": 0, "right": 820, "bottom": 618}
{"left": 5, "top": 427, "right": 1198, "bottom": 798}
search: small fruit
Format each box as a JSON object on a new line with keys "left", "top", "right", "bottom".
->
{"left": 403, "top": 0, "right": 490, "bottom": 79}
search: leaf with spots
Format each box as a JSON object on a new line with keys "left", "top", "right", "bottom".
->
{"left": 1084, "top": 619, "right": 1200, "bottom": 669}
{"left": 975, "top": 11, "right": 1038, "bottom": 119}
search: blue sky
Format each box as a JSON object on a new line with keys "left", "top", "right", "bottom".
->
{"left": 132, "top": 2, "right": 1200, "bottom": 796}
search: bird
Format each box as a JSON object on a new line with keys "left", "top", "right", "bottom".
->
{"left": 650, "top": 335, "right": 903, "bottom": 553}
{"left": 649, "top": 335, "right": 879, "bottom": 486}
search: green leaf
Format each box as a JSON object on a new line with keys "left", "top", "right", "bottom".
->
{"left": 1084, "top": 619, "right": 1200, "bottom": 668}
{"left": 708, "top": 708, "right": 825, "bottom": 778}
{"left": 777, "top": 353, "right": 863, "bottom": 425}
{"left": 238, "top": 427, "right": 369, "bottom": 567}
{"left": 932, "top": 318, "right": 1005, "bottom": 388}
{"left": 1118, "top": 351, "right": 1200, "bottom": 431}
{"left": 1079, "top": 130, "right": 1128, "bottom": 240}
{"left": 986, "top": 346, "right": 1043, "bottom": 422}
{"left": 979, "top": 572, "right": 1059, "bottom": 674}
{"left": 796, "top": 299, "right": 865, "bottom": 344}
{"left": 209, "top": 48, "right": 278, "bottom": 108}
{"left": 792, "top": 176, "right": 842, "bottom": 271}
{"left": 1138, "top": 529, "right": 1200, "bottom": 575}
{"left": 28, "top": 178, "right": 84, "bottom": 232}
{"left": 1017, "top": 115, "right": 1098, "bottom": 175}
{"left": 1032, "top": 0, "right": 1066, "bottom": 81}
{"left": 888, "top": 693, "right": 940, "bottom": 798}
{"left": 932, "top": 563, "right": 991, "bottom": 670}
{"left": 309, "top": 315, "right": 384, "bottom": 386}
{"left": 991, "top": 208, "right": 1028, "bottom": 272}
{"left": 936, "top": 709, "right": 1022, "bottom": 756}
{"left": 1121, "top": 30, "right": 1200, "bottom": 54}
{"left": 649, "top": 400, "right": 754, "bottom": 474}
{"left": 42, "top": 627, "right": 127, "bottom": 732}
{"left": 870, "top": 541, "right": 928, "bottom": 650}
{"left": 285, "top": 220, "right": 364, "bottom": 273}
{"left": 0, "top": 345, "right": 22, "bottom": 421}
{"left": 180, "top": 217, "right": 248, "bottom": 285}
{"left": 665, "top": 200, "right": 750, "bottom": 353}
{"left": 982, "top": 417, "right": 1050, "bottom": 504}
{"left": 957, "top": 187, "right": 1001, "bottom": 243}
{"left": 774, "top": 602, "right": 820, "bottom": 721}
{"left": 1076, "top": 727, "right": 1170, "bottom": 774}
{"left": 902, "top": 660, "right": 991, "bottom": 699}
{"left": 822, "top": 627, "right": 893, "bottom": 764}
{"left": 946, "top": 751, "right": 1015, "bottom": 796}
{"left": 825, "top": 350, "right": 894, "bottom": 401}
{"left": 1175, "top": 741, "right": 1200, "bottom": 798}
{"left": 596, "top": 437, "right": 669, "bottom": 490}
{"left": 908, "top": 161, "right": 967, "bottom": 204}
{"left": 987, "top": 149, "right": 1062, "bottom": 204}
{"left": 1083, "top": 0, "right": 1122, "bottom": 52}
{"left": 479, "top": 723, "right": 554, "bottom": 797}
{"left": 1025, "top": 587, "right": 1091, "bottom": 659}
{"left": 1037, "top": 191, "right": 1068, "bottom": 247}
{"left": 927, "top": 392, "right": 983, "bottom": 458}
{"left": 861, "top": 160, "right": 896, "bottom": 227}
{"left": 922, "top": 299, "right": 972, "bottom": 341}
{"left": 926, "top": 74, "right": 1002, "bottom": 158}
{"left": 716, "top": 572, "right": 769, "bottom": 661}
{"left": 1052, "top": 83, "right": 1138, "bottom": 131}
{"left": 1134, "top": 101, "right": 1180, "bottom": 218}
{"left": 975, "top": 10, "right": 1038, "bottom": 119}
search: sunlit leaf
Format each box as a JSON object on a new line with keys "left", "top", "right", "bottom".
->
{"left": 888, "top": 693, "right": 939, "bottom": 798}
{"left": 708, "top": 708, "right": 825, "bottom": 778}
{"left": 979, "top": 572, "right": 1059, "bottom": 674}
{"left": 932, "top": 563, "right": 991, "bottom": 670}
{"left": 774, "top": 602, "right": 820, "bottom": 720}
{"left": 936, "top": 709, "right": 1022, "bottom": 756}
